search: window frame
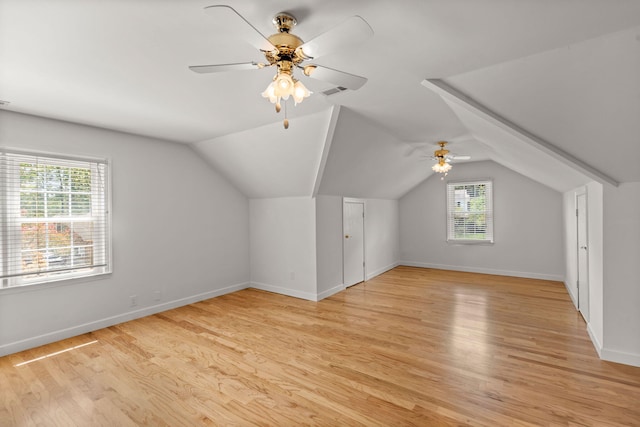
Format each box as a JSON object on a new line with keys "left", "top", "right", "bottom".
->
{"left": 0, "top": 149, "right": 112, "bottom": 289}
{"left": 446, "top": 179, "right": 494, "bottom": 244}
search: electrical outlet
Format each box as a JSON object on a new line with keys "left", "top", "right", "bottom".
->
{"left": 153, "top": 291, "right": 162, "bottom": 301}
{"left": 130, "top": 295, "right": 137, "bottom": 307}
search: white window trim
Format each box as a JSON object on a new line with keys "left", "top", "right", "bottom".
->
{"left": 0, "top": 149, "right": 112, "bottom": 290}
{"left": 446, "top": 179, "right": 494, "bottom": 244}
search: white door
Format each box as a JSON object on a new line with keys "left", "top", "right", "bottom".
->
{"left": 343, "top": 200, "right": 365, "bottom": 287}
{"left": 577, "top": 193, "right": 589, "bottom": 322}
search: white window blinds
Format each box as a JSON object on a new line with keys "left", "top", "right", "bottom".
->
{"left": 446, "top": 180, "right": 493, "bottom": 243}
{"left": 0, "top": 150, "right": 111, "bottom": 288}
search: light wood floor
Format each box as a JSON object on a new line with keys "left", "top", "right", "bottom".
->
{"left": 2, "top": 267, "right": 640, "bottom": 426}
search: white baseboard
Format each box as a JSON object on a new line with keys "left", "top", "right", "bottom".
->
{"left": 0, "top": 281, "right": 250, "bottom": 357}
{"left": 600, "top": 348, "right": 640, "bottom": 368}
{"left": 582, "top": 308, "right": 640, "bottom": 367}
{"left": 250, "top": 281, "right": 318, "bottom": 302}
{"left": 317, "top": 283, "right": 345, "bottom": 301}
{"left": 366, "top": 262, "right": 399, "bottom": 281}
{"left": 399, "top": 261, "right": 564, "bottom": 282}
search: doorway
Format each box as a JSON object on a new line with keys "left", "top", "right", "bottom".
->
{"left": 343, "top": 199, "right": 365, "bottom": 287}
{"left": 576, "top": 192, "right": 589, "bottom": 322}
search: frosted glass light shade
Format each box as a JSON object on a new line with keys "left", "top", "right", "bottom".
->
{"left": 432, "top": 161, "right": 452, "bottom": 173}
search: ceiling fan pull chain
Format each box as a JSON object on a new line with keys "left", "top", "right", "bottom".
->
{"left": 283, "top": 100, "right": 289, "bottom": 129}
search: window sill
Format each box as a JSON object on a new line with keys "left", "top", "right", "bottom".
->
{"left": 0, "top": 271, "right": 112, "bottom": 295}
{"left": 447, "top": 239, "right": 494, "bottom": 246}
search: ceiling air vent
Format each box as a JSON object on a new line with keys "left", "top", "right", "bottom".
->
{"left": 321, "top": 86, "right": 348, "bottom": 96}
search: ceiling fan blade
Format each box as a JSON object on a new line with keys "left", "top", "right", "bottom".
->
{"left": 450, "top": 155, "right": 471, "bottom": 160}
{"left": 204, "top": 5, "right": 275, "bottom": 52}
{"left": 307, "top": 65, "right": 367, "bottom": 90}
{"left": 189, "top": 62, "right": 264, "bottom": 74}
{"left": 299, "top": 16, "right": 373, "bottom": 59}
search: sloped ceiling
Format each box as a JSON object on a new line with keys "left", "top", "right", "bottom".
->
{"left": 193, "top": 109, "right": 332, "bottom": 198}
{"left": 317, "top": 108, "right": 439, "bottom": 199}
{"left": 438, "top": 95, "right": 596, "bottom": 193}
{"left": 2, "top": 1, "right": 640, "bottom": 199}
{"left": 444, "top": 25, "right": 640, "bottom": 184}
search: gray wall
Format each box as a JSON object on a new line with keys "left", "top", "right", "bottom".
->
{"left": 0, "top": 111, "right": 250, "bottom": 356}
{"left": 315, "top": 196, "right": 400, "bottom": 298}
{"left": 249, "top": 197, "right": 318, "bottom": 301}
{"left": 399, "top": 160, "right": 564, "bottom": 280}
{"left": 316, "top": 195, "right": 344, "bottom": 298}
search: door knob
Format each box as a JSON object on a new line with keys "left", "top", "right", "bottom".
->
{"left": 345, "top": 235, "right": 350, "bottom": 238}
{"left": 580, "top": 246, "right": 587, "bottom": 250}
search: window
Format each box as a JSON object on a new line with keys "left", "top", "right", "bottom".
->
{"left": 446, "top": 180, "right": 493, "bottom": 243}
{"left": 1, "top": 150, "right": 111, "bottom": 288}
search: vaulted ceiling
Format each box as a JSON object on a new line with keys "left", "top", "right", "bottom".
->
{"left": 2, "top": 0, "right": 639, "bottom": 198}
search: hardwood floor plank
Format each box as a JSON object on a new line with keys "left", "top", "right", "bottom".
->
{"left": 2, "top": 266, "right": 640, "bottom": 426}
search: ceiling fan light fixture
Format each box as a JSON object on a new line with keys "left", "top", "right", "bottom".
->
{"left": 432, "top": 160, "right": 452, "bottom": 174}
{"left": 192, "top": 7, "right": 373, "bottom": 131}
{"left": 262, "top": 70, "right": 311, "bottom": 113}
{"left": 261, "top": 81, "right": 278, "bottom": 103}
{"left": 432, "top": 141, "right": 452, "bottom": 175}
{"left": 275, "top": 72, "right": 294, "bottom": 93}
{"left": 292, "top": 79, "right": 311, "bottom": 104}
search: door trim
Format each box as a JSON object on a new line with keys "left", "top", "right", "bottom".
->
{"left": 576, "top": 191, "right": 589, "bottom": 322}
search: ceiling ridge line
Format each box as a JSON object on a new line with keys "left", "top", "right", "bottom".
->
{"left": 421, "top": 79, "right": 618, "bottom": 188}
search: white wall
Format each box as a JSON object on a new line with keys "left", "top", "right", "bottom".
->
{"left": 602, "top": 182, "right": 640, "bottom": 366}
{"left": 586, "top": 182, "right": 604, "bottom": 353}
{"left": 315, "top": 195, "right": 344, "bottom": 299}
{"left": 562, "top": 189, "right": 579, "bottom": 306}
{"left": 566, "top": 181, "right": 640, "bottom": 367}
{"left": 364, "top": 199, "right": 400, "bottom": 279}
{"left": 250, "top": 197, "right": 318, "bottom": 300}
{"left": 563, "top": 182, "right": 605, "bottom": 358}
{"left": 0, "top": 111, "right": 250, "bottom": 356}
{"left": 400, "top": 160, "right": 564, "bottom": 280}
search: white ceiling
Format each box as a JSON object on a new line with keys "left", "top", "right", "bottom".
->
{"left": 2, "top": 0, "right": 640, "bottom": 198}
{"left": 193, "top": 108, "right": 332, "bottom": 198}
{"left": 317, "top": 107, "right": 438, "bottom": 199}
{"left": 446, "top": 25, "right": 640, "bottom": 183}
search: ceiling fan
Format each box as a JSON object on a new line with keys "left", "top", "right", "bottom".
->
{"left": 430, "top": 141, "right": 471, "bottom": 176}
{"left": 189, "top": 5, "right": 374, "bottom": 128}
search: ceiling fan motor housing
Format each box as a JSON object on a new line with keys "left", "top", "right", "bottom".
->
{"left": 434, "top": 141, "right": 449, "bottom": 159}
{"left": 265, "top": 13, "right": 306, "bottom": 69}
